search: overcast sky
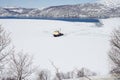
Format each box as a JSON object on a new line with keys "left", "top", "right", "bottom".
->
{"left": 0, "top": 0, "right": 97, "bottom": 8}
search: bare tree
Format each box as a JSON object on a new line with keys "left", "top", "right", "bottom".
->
{"left": 75, "top": 67, "right": 97, "bottom": 80}
{"left": 37, "top": 69, "right": 50, "bottom": 80}
{"left": 50, "top": 61, "right": 74, "bottom": 80}
{"left": 60, "top": 71, "right": 75, "bottom": 79}
{"left": 9, "top": 51, "right": 34, "bottom": 80}
{"left": 109, "top": 28, "right": 120, "bottom": 76}
{"left": 77, "top": 68, "right": 96, "bottom": 77}
{"left": 56, "top": 72, "right": 74, "bottom": 79}
{"left": 76, "top": 68, "right": 85, "bottom": 78}
{"left": 49, "top": 61, "right": 62, "bottom": 80}
{"left": 0, "top": 25, "right": 13, "bottom": 73}
{"left": 65, "top": 71, "right": 75, "bottom": 79}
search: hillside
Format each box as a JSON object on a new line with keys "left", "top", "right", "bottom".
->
{"left": 0, "top": 3, "right": 120, "bottom": 18}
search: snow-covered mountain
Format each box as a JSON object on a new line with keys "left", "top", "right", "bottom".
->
{"left": 0, "top": 7, "right": 34, "bottom": 17}
{"left": 0, "top": 3, "right": 120, "bottom": 18}
{"left": 39, "top": 3, "right": 106, "bottom": 18}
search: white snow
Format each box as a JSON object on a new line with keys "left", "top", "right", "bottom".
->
{"left": 98, "top": 0, "right": 120, "bottom": 8}
{"left": 0, "top": 18, "right": 120, "bottom": 76}
{"left": 11, "top": 9, "right": 24, "bottom": 13}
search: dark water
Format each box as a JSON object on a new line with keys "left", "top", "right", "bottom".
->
{"left": 0, "top": 17, "right": 100, "bottom": 23}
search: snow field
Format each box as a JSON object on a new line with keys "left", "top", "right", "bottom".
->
{"left": 0, "top": 18, "right": 120, "bottom": 76}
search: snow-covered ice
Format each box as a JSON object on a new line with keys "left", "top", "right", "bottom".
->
{"left": 0, "top": 18, "right": 120, "bottom": 75}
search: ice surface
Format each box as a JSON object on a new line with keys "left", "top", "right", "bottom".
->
{"left": 0, "top": 18, "right": 120, "bottom": 76}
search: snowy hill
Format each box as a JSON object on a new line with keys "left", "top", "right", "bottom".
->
{"left": 39, "top": 3, "right": 108, "bottom": 18}
{"left": 0, "top": 3, "right": 120, "bottom": 18}
{"left": 0, "top": 7, "right": 34, "bottom": 17}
